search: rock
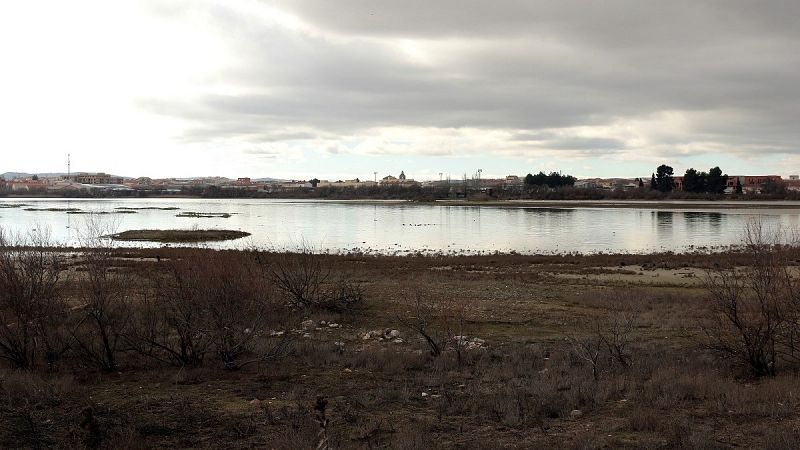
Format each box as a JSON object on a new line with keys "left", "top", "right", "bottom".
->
{"left": 570, "top": 409, "right": 583, "bottom": 419}
{"left": 388, "top": 329, "right": 401, "bottom": 338}
{"left": 470, "top": 337, "right": 486, "bottom": 345}
{"left": 249, "top": 399, "right": 261, "bottom": 406}
{"left": 421, "top": 392, "right": 429, "bottom": 397}
{"left": 343, "top": 368, "right": 352, "bottom": 373}
{"left": 302, "top": 333, "right": 311, "bottom": 339}
{"left": 392, "top": 338, "right": 404, "bottom": 344}
{"left": 301, "top": 319, "right": 314, "bottom": 330}
{"left": 319, "top": 320, "right": 327, "bottom": 325}
{"left": 328, "top": 323, "right": 340, "bottom": 328}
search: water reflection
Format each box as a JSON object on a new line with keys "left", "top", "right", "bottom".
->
{"left": 1, "top": 198, "right": 799, "bottom": 254}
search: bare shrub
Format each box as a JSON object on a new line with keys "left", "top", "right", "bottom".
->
{"left": 396, "top": 293, "right": 465, "bottom": 358}
{"left": 567, "top": 293, "right": 637, "bottom": 380}
{"left": 200, "top": 252, "right": 291, "bottom": 370}
{"left": 262, "top": 246, "right": 363, "bottom": 312}
{"left": 126, "top": 251, "right": 215, "bottom": 367}
{"left": 702, "top": 220, "right": 800, "bottom": 376}
{"left": 0, "top": 228, "right": 68, "bottom": 370}
{"left": 69, "top": 218, "right": 131, "bottom": 372}
{"left": 126, "top": 249, "right": 292, "bottom": 370}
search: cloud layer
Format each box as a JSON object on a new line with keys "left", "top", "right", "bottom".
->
{"left": 2, "top": 1, "right": 798, "bottom": 177}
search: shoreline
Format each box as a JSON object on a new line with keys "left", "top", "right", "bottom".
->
{"left": 4, "top": 196, "right": 800, "bottom": 209}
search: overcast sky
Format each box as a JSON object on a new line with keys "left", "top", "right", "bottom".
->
{"left": 1, "top": 1, "right": 798, "bottom": 180}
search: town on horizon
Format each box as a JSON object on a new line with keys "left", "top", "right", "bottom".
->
{"left": 1, "top": 168, "right": 795, "bottom": 196}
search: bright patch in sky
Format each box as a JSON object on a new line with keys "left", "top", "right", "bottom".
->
{"left": 1, "top": 1, "right": 798, "bottom": 179}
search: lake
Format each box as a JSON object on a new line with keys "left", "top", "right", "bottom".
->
{"left": 1, "top": 198, "right": 799, "bottom": 254}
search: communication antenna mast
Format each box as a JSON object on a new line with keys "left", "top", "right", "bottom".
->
{"left": 67, "top": 153, "right": 71, "bottom": 180}
{"left": 374, "top": 171, "right": 377, "bottom": 183}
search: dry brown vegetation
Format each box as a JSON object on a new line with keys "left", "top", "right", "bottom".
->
{"left": 2, "top": 230, "right": 800, "bottom": 448}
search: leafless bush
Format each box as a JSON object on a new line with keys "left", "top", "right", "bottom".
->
{"left": 199, "top": 252, "right": 291, "bottom": 370}
{"left": 126, "top": 251, "right": 215, "bottom": 367}
{"left": 396, "top": 293, "right": 465, "bottom": 358}
{"left": 0, "top": 228, "right": 68, "bottom": 370}
{"left": 567, "top": 294, "right": 636, "bottom": 380}
{"left": 69, "top": 218, "right": 131, "bottom": 372}
{"left": 262, "top": 246, "right": 363, "bottom": 312}
{"left": 702, "top": 220, "right": 800, "bottom": 376}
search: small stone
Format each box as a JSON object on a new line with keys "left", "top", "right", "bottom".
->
{"left": 343, "top": 368, "right": 352, "bottom": 373}
{"left": 392, "top": 338, "right": 404, "bottom": 344}
{"left": 301, "top": 319, "right": 314, "bottom": 330}
{"left": 570, "top": 409, "right": 583, "bottom": 419}
{"left": 303, "top": 333, "right": 311, "bottom": 338}
{"left": 328, "top": 323, "right": 340, "bottom": 328}
{"left": 249, "top": 399, "right": 261, "bottom": 406}
{"left": 388, "top": 329, "right": 401, "bottom": 338}
{"left": 421, "top": 392, "right": 429, "bottom": 397}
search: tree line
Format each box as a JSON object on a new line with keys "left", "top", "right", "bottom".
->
{"left": 523, "top": 171, "right": 576, "bottom": 188}
{"left": 649, "top": 164, "right": 733, "bottom": 194}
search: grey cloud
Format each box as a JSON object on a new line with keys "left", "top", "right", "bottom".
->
{"left": 139, "top": 1, "right": 800, "bottom": 160}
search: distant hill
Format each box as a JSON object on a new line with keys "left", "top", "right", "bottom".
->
{"left": 2, "top": 172, "right": 128, "bottom": 180}
{"left": 2, "top": 172, "right": 67, "bottom": 180}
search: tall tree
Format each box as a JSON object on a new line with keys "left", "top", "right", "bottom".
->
{"left": 683, "top": 168, "right": 707, "bottom": 193}
{"left": 650, "top": 173, "right": 657, "bottom": 190}
{"left": 706, "top": 167, "right": 728, "bottom": 194}
{"left": 655, "top": 165, "right": 674, "bottom": 192}
{"left": 735, "top": 177, "right": 743, "bottom": 195}
{"left": 524, "top": 173, "right": 535, "bottom": 185}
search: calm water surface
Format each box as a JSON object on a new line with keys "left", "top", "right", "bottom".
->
{"left": 1, "top": 198, "right": 799, "bottom": 254}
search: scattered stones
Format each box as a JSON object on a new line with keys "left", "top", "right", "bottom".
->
{"left": 301, "top": 319, "right": 315, "bottom": 330}
{"left": 362, "top": 329, "right": 402, "bottom": 342}
{"left": 453, "top": 335, "right": 487, "bottom": 350}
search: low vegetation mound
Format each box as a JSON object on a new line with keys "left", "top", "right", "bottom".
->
{"left": 110, "top": 229, "right": 250, "bottom": 242}
{"left": 175, "top": 211, "right": 233, "bottom": 218}
{"left": 114, "top": 206, "right": 181, "bottom": 211}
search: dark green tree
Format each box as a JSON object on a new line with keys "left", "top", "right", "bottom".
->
{"left": 638, "top": 178, "right": 644, "bottom": 188}
{"left": 682, "top": 168, "right": 707, "bottom": 193}
{"left": 650, "top": 173, "right": 657, "bottom": 190}
{"left": 706, "top": 167, "right": 728, "bottom": 194}
{"left": 309, "top": 178, "right": 320, "bottom": 188}
{"left": 524, "top": 173, "right": 535, "bottom": 185}
{"left": 735, "top": 177, "right": 743, "bottom": 194}
{"left": 655, "top": 165, "right": 674, "bottom": 192}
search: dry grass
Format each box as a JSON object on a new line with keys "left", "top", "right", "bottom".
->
{"left": 0, "top": 246, "right": 799, "bottom": 448}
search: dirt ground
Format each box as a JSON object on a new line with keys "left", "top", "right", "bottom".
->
{"left": 2, "top": 249, "right": 800, "bottom": 449}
